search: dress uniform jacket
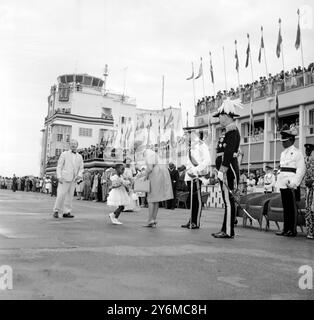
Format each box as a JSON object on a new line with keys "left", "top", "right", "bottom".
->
{"left": 276, "top": 145, "right": 305, "bottom": 191}
{"left": 215, "top": 123, "right": 240, "bottom": 237}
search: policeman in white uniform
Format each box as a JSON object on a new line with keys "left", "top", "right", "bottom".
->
{"left": 181, "top": 129, "right": 211, "bottom": 229}
{"left": 276, "top": 125, "right": 305, "bottom": 237}
{"left": 264, "top": 166, "right": 276, "bottom": 193}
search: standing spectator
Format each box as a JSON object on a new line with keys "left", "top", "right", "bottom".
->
{"left": 177, "top": 165, "right": 188, "bottom": 192}
{"left": 51, "top": 174, "right": 58, "bottom": 197}
{"left": 264, "top": 166, "right": 276, "bottom": 193}
{"left": 304, "top": 144, "right": 314, "bottom": 240}
{"left": 91, "top": 171, "right": 99, "bottom": 201}
{"left": 239, "top": 170, "right": 247, "bottom": 195}
{"left": 166, "top": 162, "right": 179, "bottom": 210}
{"left": 17, "top": 177, "right": 21, "bottom": 191}
{"left": 247, "top": 173, "right": 256, "bottom": 193}
{"left": 12, "top": 174, "right": 17, "bottom": 192}
{"left": 45, "top": 176, "right": 51, "bottom": 194}
{"left": 83, "top": 170, "right": 92, "bottom": 200}
{"left": 101, "top": 168, "right": 113, "bottom": 202}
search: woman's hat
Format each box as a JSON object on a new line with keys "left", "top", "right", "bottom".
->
{"left": 304, "top": 143, "right": 314, "bottom": 150}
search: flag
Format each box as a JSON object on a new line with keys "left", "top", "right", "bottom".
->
{"left": 295, "top": 10, "right": 301, "bottom": 50}
{"left": 276, "top": 19, "right": 282, "bottom": 58}
{"left": 235, "top": 40, "right": 239, "bottom": 72}
{"left": 245, "top": 34, "right": 250, "bottom": 68}
{"left": 258, "top": 27, "right": 264, "bottom": 63}
{"left": 209, "top": 52, "right": 214, "bottom": 83}
{"left": 195, "top": 58, "right": 203, "bottom": 79}
{"left": 186, "top": 63, "right": 194, "bottom": 80}
{"left": 275, "top": 90, "right": 279, "bottom": 130}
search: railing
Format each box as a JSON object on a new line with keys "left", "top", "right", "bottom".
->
{"left": 195, "top": 71, "right": 314, "bottom": 116}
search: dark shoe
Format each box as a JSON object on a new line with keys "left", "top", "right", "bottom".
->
{"left": 181, "top": 222, "right": 190, "bottom": 228}
{"left": 53, "top": 211, "right": 59, "bottom": 218}
{"left": 211, "top": 231, "right": 224, "bottom": 237}
{"left": 276, "top": 231, "right": 287, "bottom": 236}
{"left": 284, "top": 231, "right": 297, "bottom": 237}
{"left": 212, "top": 231, "right": 234, "bottom": 239}
{"left": 63, "top": 213, "right": 74, "bottom": 218}
{"left": 143, "top": 222, "right": 156, "bottom": 228}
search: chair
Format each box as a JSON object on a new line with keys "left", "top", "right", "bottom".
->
{"left": 237, "top": 193, "right": 263, "bottom": 226}
{"left": 245, "top": 193, "right": 279, "bottom": 229}
{"left": 266, "top": 194, "right": 283, "bottom": 231}
{"left": 201, "top": 192, "right": 210, "bottom": 208}
{"left": 296, "top": 197, "right": 306, "bottom": 233}
{"left": 176, "top": 191, "right": 190, "bottom": 209}
{"left": 266, "top": 195, "right": 306, "bottom": 232}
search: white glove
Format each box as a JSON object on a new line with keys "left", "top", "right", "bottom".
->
{"left": 287, "top": 180, "right": 297, "bottom": 189}
{"left": 217, "top": 171, "right": 224, "bottom": 181}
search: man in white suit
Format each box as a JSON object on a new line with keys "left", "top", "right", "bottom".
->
{"left": 53, "top": 139, "right": 84, "bottom": 218}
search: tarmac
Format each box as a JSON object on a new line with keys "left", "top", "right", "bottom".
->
{"left": 0, "top": 189, "right": 313, "bottom": 300}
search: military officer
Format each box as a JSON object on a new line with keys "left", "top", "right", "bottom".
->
{"left": 181, "top": 129, "right": 211, "bottom": 229}
{"left": 276, "top": 125, "right": 305, "bottom": 237}
{"left": 211, "top": 98, "right": 241, "bottom": 239}
{"left": 304, "top": 143, "right": 314, "bottom": 240}
{"left": 264, "top": 166, "right": 276, "bottom": 193}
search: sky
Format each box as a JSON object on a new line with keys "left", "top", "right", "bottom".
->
{"left": 0, "top": 0, "right": 313, "bottom": 176}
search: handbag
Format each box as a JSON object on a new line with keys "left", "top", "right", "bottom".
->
{"left": 134, "top": 179, "right": 151, "bottom": 193}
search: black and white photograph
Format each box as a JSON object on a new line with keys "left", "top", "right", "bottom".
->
{"left": 0, "top": 0, "right": 314, "bottom": 311}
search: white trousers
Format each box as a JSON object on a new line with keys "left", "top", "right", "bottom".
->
{"left": 53, "top": 181, "right": 76, "bottom": 214}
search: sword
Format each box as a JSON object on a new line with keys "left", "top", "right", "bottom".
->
{"left": 215, "top": 169, "right": 258, "bottom": 222}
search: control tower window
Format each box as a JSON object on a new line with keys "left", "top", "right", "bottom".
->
{"left": 76, "top": 75, "right": 83, "bottom": 83}
{"left": 92, "top": 78, "right": 100, "bottom": 87}
{"left": 83, "top": 76, "right": 92, "bottom": 86}
{"left": 66, "top": 75, "right": 74, "bottom": 83}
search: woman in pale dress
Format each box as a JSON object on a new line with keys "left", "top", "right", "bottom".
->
{"left": 142, "top": 149, "right": 173, "bottom": 227}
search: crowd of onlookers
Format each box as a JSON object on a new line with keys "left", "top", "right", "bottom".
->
{"left": 0, "top": 175, "right": 58, "bottom": 195}
{"left": 196, "top": 63, "right": 314, "bottom": 116}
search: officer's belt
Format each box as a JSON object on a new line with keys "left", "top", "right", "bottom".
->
{"left": 280, "top": 167, "right": 296, "bottom": 173}
{"left": 216, "top": 152, "right": 238, "bottom": 157}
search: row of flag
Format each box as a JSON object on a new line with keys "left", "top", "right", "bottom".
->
{"left": 187, "top": 9, "right": 304, "bottom": 84}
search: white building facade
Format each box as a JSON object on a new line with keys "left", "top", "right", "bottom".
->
{"left": 40, "top": 73, "right": 137, "bottom": 176}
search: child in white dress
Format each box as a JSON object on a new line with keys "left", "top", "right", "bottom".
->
{"left": 107, "top": 164, "right": 130, "bottom": 225}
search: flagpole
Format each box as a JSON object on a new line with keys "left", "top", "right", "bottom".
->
{"left": 209, "top": 51, "right": 216, "bottom": 96}
{"left": 223, "top": 46, "right": 228, "bottom": 91}
{"left": 279, "top": 19, "right": 286, "bottom": 90}
{"left": 201, "top": 57, "right": 206, "bottom": 98}
{"left": 261, "top": 26, "right": 269, "bottom": 78}
{"left": 248, "top": 98, "right": 252, "bottom": 175}
{"left": 297, "top": 9, "right": 306, "bottom": 86}
{"left": 192, "top": 62, "right": 196, "bottom": 108}
{"left": 162, "top": 75, "right": 165, "bottom": 109}
{"left": 235, "top": 40, "right": 240, "bottom": 88}
{"left": 248, "top": 33, "right": 255, "bottom": 175}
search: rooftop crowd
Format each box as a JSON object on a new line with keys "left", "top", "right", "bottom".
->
{"left": 196, "top": 63, "right": 314, "bottom": 116}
